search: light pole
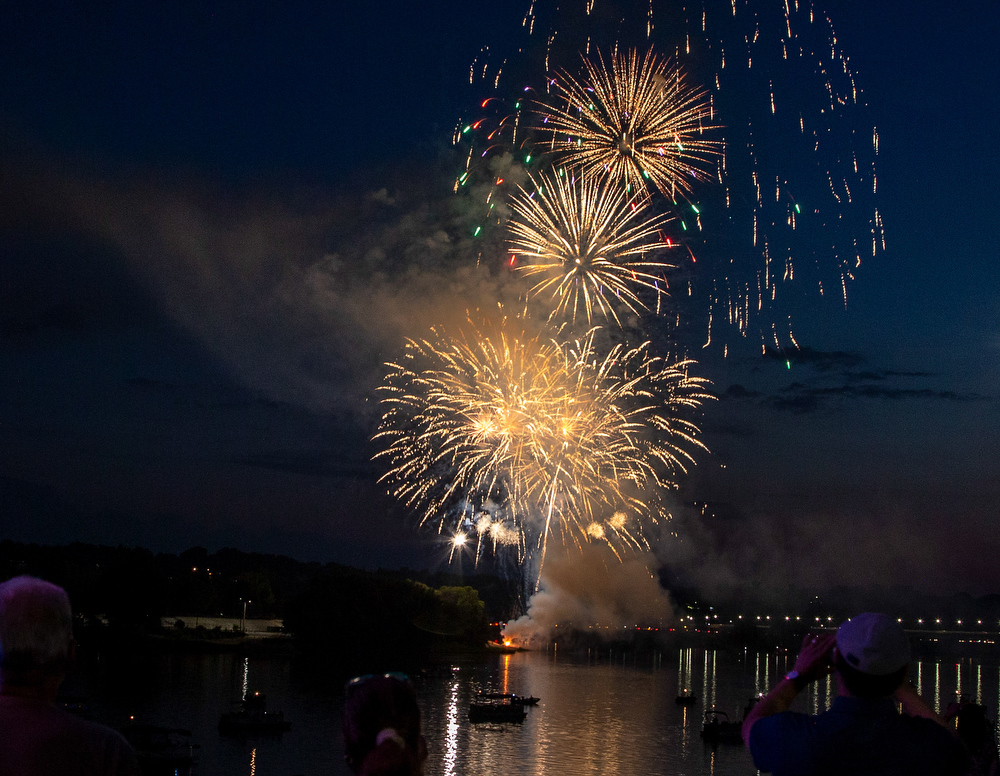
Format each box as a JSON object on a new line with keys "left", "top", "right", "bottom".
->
{"left": 241, "top": 599, "right": 251, "bottom": 634}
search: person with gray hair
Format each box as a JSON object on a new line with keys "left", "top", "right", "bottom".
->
{"left": 0, "top": 575, "right": 140, "bottom": 776}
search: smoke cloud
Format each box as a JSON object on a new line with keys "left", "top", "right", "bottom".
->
{"left": 503, "top": 544, "right": 674, "bottom": 646}
{"left": 9, "top": 155, "right": 530, "bottom": 421}
{"left": 654, "top": 491, "right": 1000, "bottom": 602}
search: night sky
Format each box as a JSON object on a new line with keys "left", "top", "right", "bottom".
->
{"left": 2, "top": 1, "right": 998, "bottom": 599}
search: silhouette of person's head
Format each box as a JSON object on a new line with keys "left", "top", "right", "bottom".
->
{"left": 834, "top": 612, "right": 910, "bottom": 698}
{"left": 343, "top": 673, "right": 427, "bottom": 776}
{"left": 0, "top": 576, "right": 75, "bottom": 693}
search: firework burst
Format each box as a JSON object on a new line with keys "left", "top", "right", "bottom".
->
{"left": 507, "top": 170, "right": 677, "bottom": 327}
{"left": 533, "top": 47, "right": 721, "bottom": 199}
{"left": 460, "top": 1, "right": 883, "bottom": 352}
{"left": 374, "top": 313, "right": 713, "bottom": 587}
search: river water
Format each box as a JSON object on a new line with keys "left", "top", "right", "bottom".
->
{"left": 68, "top": 645, "right": 1000, "bottom": 775}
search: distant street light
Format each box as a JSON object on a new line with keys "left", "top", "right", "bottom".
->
{"left": 241, "top": 599, "right": 251, "bottom": 634}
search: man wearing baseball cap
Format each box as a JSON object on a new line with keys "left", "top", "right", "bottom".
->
{"left": 742, "top": 612, "right": 970, "bottom": 774}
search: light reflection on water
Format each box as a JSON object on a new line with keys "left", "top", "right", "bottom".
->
{"left": 443, "top": 670, "right": 460, "bottom": 776}
{"left": 679, "top": 648, "right": 692, "bottom": 695}
{"left": 420, "top": 651, "right": 1000, "bottom": 776}
{"left": 935, "top": 661, "right": 942, "bottom": 712}
{"left": 72, "top": 647, "right": 1000, "bottom": 776}
{"left": 417, "top": 649, "right": 756, "bottom": 776}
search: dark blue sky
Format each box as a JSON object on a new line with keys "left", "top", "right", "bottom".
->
{"left": 2, "top": 0, "right": 998, "bottom": 596}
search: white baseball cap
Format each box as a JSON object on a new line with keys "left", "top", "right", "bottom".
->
{"left": 836, "top": 612, "right": 911, "bottom": 675}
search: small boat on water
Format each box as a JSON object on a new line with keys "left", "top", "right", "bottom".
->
{"left": 218, "top": 692, "right": 291, "bottom": 735}
{"left": 675, "top": 689, "right": 698, "bottom": 705}
{"left": 469, "top": 697, "right": 528, "bottom": 723}
{"left": 700, "top": 709, "right": 743, "bottom": 745}
{"left": 477, "top": 691, "right": 540, "bottom": 707}
{"left": 121, "top": 723, "right": 197, "bottom": 775}
{"left": 58, "top": 695, "right": 92, "bottom": 718}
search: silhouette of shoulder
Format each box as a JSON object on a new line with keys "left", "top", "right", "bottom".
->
{"left": 0, "top": 695, "right": 140, "bottom": 776}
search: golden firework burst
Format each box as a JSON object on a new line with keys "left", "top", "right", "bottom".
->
{"left": 374, "top": 313, "right": 713, "bottom": 585}
{"left": 507, "top": 169, "right": 675, "bottom": 326}
{"left": 534, "top": 47, "right": 721, "bottom": 198}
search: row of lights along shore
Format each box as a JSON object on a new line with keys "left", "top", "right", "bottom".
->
{"left": 679, "top": 615, "right": 1000, "bottom": 628}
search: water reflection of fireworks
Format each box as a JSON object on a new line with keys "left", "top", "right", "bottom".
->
{"left": 374, "top": 314, "right": 712, "bottom": 587}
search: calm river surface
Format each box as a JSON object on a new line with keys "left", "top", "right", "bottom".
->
{"left": 68, "top": 645, "right": 1000, "bottom": 775}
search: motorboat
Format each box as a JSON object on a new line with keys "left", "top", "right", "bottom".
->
{"left": 218, "top": 692, "right": 291, "bottom": 735}
{"left": 699, "top": 709, "right": 743, "bottom": 745}
{"left": 468, "top": 697, "right": 528, "bottom": 723}
{"left": 121, "top": 723, "right": 197, "bottom": 775}
{"left": 58, "top": 695, "right": 92, "bottom": 718}
{"left": 477, "top": 691, "right": 540, "bottom": 707}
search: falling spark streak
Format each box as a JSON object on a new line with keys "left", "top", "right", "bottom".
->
{"left": 507, "top": 170, "right": 676, "bottom": 326}
{"left": 532, "top": 47, "right": 721, "bottom": 199}
{"left": 374, "top": 314, "right": 713, "bottom": 589}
